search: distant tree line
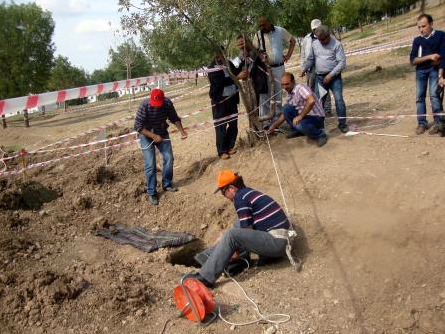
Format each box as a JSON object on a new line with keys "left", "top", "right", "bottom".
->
{"left": 0, "top": 3, "right": 152, "bottom": 103}
{"left": 0, "top": 1, "right": 440, "bottom": 101}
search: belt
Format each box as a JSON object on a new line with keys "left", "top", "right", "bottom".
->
{"left": 270, "top": 62, "right": 284, "bottom": 68}
{"left": 268, "top": 228, "right": 295, "bottom": 240}
{"left": 268, "top": 228, "right": 301, "bottom": 269}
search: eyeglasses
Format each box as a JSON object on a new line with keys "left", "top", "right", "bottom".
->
{"left": 220, "top": 186, "right": 229, "bottom": 196}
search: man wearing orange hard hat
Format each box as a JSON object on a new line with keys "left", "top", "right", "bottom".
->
{"left": 189, "top": 169, "right": 293, "bottom": 288}
{"left": 134, "top": 88, "right": 188, "bottom": 205}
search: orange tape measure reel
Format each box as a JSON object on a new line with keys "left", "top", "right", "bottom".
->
{"left": 174, "top": 273, "right": 217, "bottom": 326}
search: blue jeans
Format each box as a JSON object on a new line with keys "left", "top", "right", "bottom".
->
{"left": 416, "top": 67, "right": 443, "bottom": 127}
{"left": 315, "top": 74, "right": 347, "bottom": 126}
{"left": 283, "top": 104, "right": 325, "bottom": 139}
{"left": 199, "top": 221, "right": 287, "bottom": 283}
{"left": 139, "top": 134, "right": 174, "bottom": 195}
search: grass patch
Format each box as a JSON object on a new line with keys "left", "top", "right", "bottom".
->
{"left": 348, "top": 29, "right": 376, "bottom": 41}
{"left": 343, "top": 63, "right": 413, "bottom": 88}
{"left": 389, "top": 46, "right": 411, "bottom": 57}
{"left": 2, "top": 143, "right": 24, "bottom": 153}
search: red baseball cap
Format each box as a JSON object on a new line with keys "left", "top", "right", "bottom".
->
{"left": 149, "top": 88, "right": 165, "bottom": 107}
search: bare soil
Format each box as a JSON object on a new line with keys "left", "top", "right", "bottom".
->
{"left": 1, "top": 4, "right": 445, "bottom": 334}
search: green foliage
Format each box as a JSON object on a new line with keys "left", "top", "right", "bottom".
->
{"left": 0, "top": 2, "right": 55, "bottom": 99}
{"left": 90, "top": 68, "right": 115, "bottom": 84}
{"left": 277, "top": 0, "right": 331, "bottom": 37}
{"left": 119, "top": 0, "right": 277, "bottom": 70}
{"left": 107, "top": 38, "right": 152, "bottom": 80}
{"left": 329, "top": 0, "right": 417, "bottom": 30}
{"left": 48, "top": 56, "right": 88, "bottom": 91}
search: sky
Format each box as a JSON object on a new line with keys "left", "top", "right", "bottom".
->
{"left": 15, "top": 0, "right": 129, "bottom": 73}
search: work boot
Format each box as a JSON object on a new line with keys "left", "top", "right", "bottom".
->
{"left": 338, "top": 124, "right": 349, "bottom": 133}
{"left": 428, "top": 123, "right": 439, "bottom": 135}
{"left": 317, "top": 134, "right": 328, "bottom": 147}
{"left": 220, "top": 153, "right": 230, "bottom": 160}
{"left": 416, "top": 125, "right": 427, "bottom": 135}
{"left": 187, "top": 272, "right": 215, "bottom": 289}
{"left": 163, "top": 185, "right": 178, "bottom": 192}
{"left": 147, "top": 194, "right": 159, "bottom": 206}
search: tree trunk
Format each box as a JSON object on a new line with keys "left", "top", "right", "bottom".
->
{"left": 420, "top": 0, "right": 426, "bottom": 13}
{"left": 23, "top": 110, "right": 30, "bottom": 128}
{"left": 1, "top": 115, "right": 6, "bottom": 129}
{"left": 225, "top": 58, "right": 270, "bottom": 146}
{"left": 238, "top": 79, "right": 262, "bottom": 145}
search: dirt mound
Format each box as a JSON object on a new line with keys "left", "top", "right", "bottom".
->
{"left": 0, "top": 233, "right": 35, "bottom": 263}
{"left": 86, "top": 166, "right": 117, "bottom": 185}
{"left": 0, "top": 270, "right": 89, "bottom": 328}
{"left": 110, "top": 277, "right": 155, "bottom": 313}
{"left": 2, "top": 211, "right": 30, "bottom": 230}
{"left": 0, "top": 180, "right": 60, "bottom": 210}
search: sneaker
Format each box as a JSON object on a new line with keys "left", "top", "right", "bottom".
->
{"left": 187, "top": 272, "right": 215, "bottom": 289}
{"left": 416, "top": 125, "right": 427, "bottom": 135}
{"left": 228, "top": 148, "right": 237, "bottom": 155}
{"left": 317, "top": 135, "right": 328, "bottom": 147}
{"left": 147, "top": 194, "right": 159, "bottom": 206}
{"left": 286, "top": 131, "right": 304, "bottom": 139}
{"left": 338, "top": 124, "right": 349, "bottom": 133}
{"left": 428, "top": 123, "right": 439, "bottom": 135}
{"left": 220, "top": 153, "right": 230, "bottom": 160}
{"left": 163, "top": 186, "right": 178, "bottom": 192}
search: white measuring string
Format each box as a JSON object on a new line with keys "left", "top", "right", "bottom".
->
{"left": 264, "top": 131, "right": 290, "bottom": 216}
{"left": 217, "top": 275, "right": 291, "bottom": 327}
{"left": 0, "top": 147, "right": 6, "bottom": 172}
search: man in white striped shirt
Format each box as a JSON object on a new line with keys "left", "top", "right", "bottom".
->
{"left": 268, "top": 72, "right": 328, "bottom": 147}
{"left": 189, "top": 170, "right": 291, "bottom": 288}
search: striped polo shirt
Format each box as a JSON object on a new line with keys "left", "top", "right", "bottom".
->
{"left": 234, "top": 187, "right": 290, "bottom": 231}
{"left": 134, "top": 98, "right": 181, "bottom": 137}
{"left": 285, "top": 83, "right": 325, "bottom": 117}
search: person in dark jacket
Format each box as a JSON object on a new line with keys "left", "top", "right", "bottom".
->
{"left": 236, "top": 35, "right": 269, "bottom": 103}
{"left": 134, "top": 88, "right": 187, "bottom": 205}
{"left": 208, "top": 48, "right": 240, "bottom": 160}
{"left": 410, "top": 14, "right": 445, "bottom": 135}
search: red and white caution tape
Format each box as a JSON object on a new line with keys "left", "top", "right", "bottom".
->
{"left": 65, "top": 83, "right": 209, "bottom": 115}
{"left": 0, "top": 138, "right": 140, "bottom": 177}
{"left": 33, "top": 115, "right": 134, "bottom": 152}
{"left": 0, "top": 66, "right": 212, "bottom": 116}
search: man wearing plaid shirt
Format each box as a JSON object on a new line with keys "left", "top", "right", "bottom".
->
{"left": 268, "top": 72, "right": 328, "bottom": 147}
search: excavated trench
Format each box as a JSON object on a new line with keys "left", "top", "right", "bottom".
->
{"left": 0, "top": 180, "right": 60, "bottom": 211}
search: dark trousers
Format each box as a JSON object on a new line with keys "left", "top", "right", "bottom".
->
{"left": 212, "top": 97, "right": 238, "bottom": 156}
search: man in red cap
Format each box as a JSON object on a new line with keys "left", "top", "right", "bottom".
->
{"left": 134, "top": 88, "right": 187, "bottom": 205}
{"left": 190, "top": 169, "right": 292, "bottom": 288}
